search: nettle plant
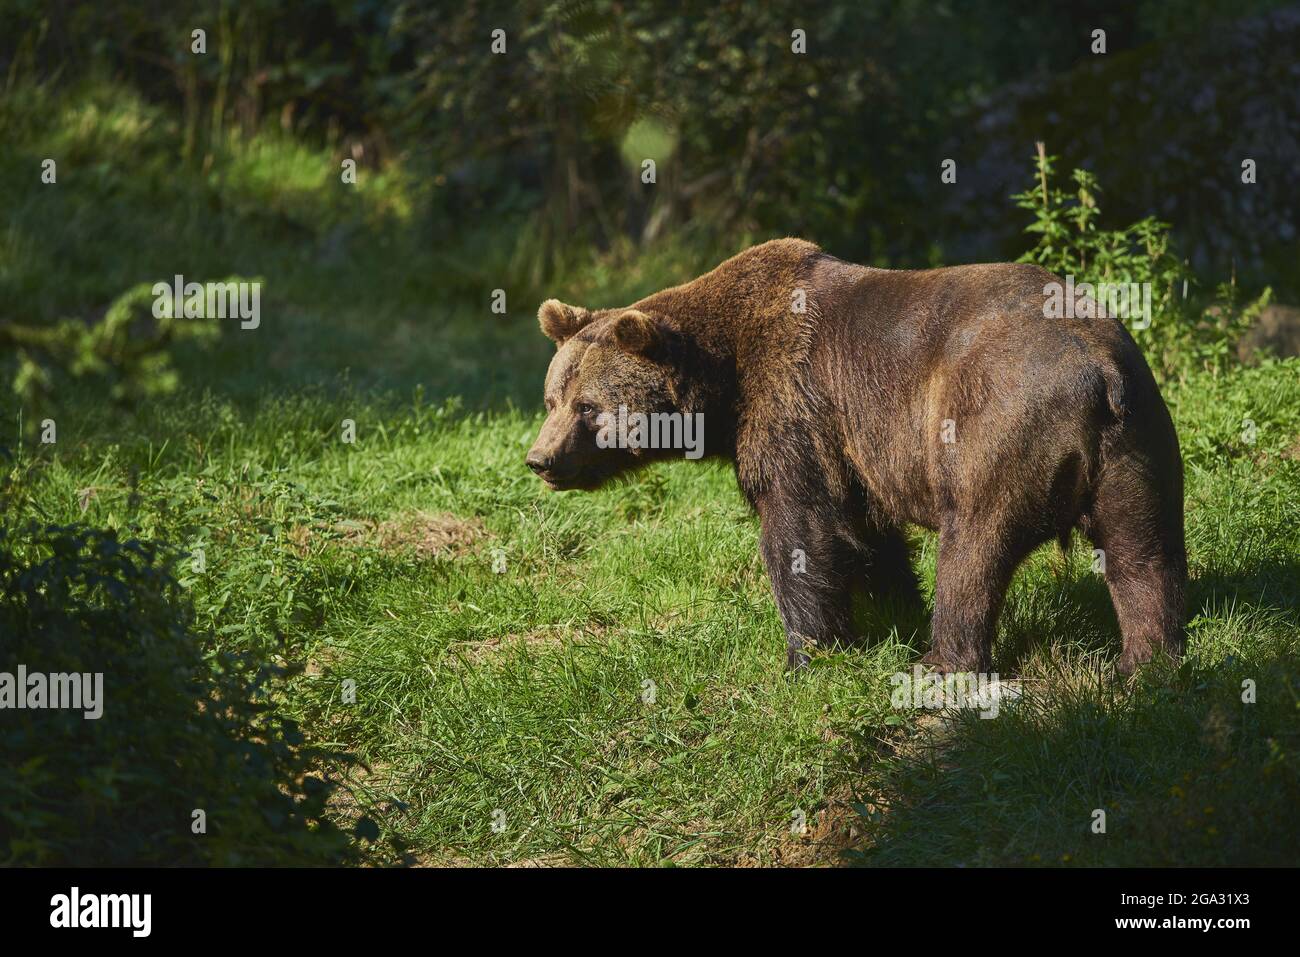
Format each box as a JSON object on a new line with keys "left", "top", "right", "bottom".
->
{"left": 1013, "top": 144, "right": 1269, "bottom": 379}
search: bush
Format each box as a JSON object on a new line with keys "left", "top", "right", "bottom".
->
{"left": 0, "top": 523, "right": 356, "bottom": 865}
{"left": 1014, "top": 144, "right": 1270, "bottom": 380}
{"left": 1, "top": 279, "right": 226, "bottom": 436}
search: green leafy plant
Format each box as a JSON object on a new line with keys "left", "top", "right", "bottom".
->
{"left": 1013, "top": 143, "right": 1269, "bottom": 379}
{"left": 0, "top": 522, "right": 360, "bottom": 865}
{"left": 3, "top": 280, "right": 224, "bottom": 431}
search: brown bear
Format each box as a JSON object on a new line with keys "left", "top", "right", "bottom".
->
{"left": 526, "top": 238, "right": 1186, "bottom": 675}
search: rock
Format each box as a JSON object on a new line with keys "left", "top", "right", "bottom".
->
{"left": 1238, "top": 304, "right": 1300, "bottom": 362}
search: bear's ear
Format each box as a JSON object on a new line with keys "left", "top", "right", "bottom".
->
{"left": 610, "top": 310, "right": 662, "bottom": 354}
{"left": 538, "top": 299, "right": 591, "bottom": 345}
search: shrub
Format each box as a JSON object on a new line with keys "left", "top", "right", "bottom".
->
{"left": 1014, "top": 144, "right": 1269, "bottom": 380}
{"left": 1, "top": 280, "right": 224, "bottom": 434}
{"left": 0, "top": 523, "right": 356, "bottom": 865}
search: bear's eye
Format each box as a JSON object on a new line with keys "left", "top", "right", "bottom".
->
{"left": 576, "top": 402, "right": 597, "bottom": 418}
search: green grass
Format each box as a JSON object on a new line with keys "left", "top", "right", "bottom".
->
{"left": 3, "top": 80, "right": 1299, "bottom": 866}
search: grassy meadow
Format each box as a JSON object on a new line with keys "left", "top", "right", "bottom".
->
{"left": 3, "top": 81, "right": 1299, "bottom": 867}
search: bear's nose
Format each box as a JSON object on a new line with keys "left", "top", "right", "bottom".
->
{"left": 526, "top": 451, "right": 552, "bottom": 474}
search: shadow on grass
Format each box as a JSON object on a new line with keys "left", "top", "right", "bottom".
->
{"left": 845, "top": 556, "right": 1300, "bottom": 867}
{"left": 872, "top": 551, "right": 1300, "bottom": 677}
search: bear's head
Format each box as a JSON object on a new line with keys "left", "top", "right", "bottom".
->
{"left": 526, "top": 298, "right": 683, "bottom": 491}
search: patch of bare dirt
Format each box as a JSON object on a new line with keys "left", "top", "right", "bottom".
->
{"left": 445, "top": 627, "right": 572, "bottom": 668}
{"left": 289, "top": 510, "right": 486, "bottom": 559}
{"left": 504, "top": 853, "right": 574, "bottom": 868}
{"left": 303, "top": 642, "right": 343, "bottom": 678}
{"left": 735, "top": 787, "right": 864, "bottom": 867}
{"left": 352, "top": 510, "right": 485, "bottom": 557}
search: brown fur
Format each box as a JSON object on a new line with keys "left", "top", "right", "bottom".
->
{"left": 527, "top": 239, "right": 1186, "bottom": 675}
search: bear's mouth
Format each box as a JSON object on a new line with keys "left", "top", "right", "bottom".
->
{"left": 538, "top": 469, "right": 602, "bottom": 492}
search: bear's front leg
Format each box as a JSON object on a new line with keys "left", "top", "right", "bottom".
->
{"left": 756, "top": 492, "right": 859, "bottom": 670}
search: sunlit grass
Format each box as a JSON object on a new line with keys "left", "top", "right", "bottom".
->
{"left": 3, "top": 79, "right": 1297, "bottom": 867}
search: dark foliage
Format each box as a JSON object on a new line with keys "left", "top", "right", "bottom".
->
{"left": 0, "top": 523, "right": 355, "bottom": 865}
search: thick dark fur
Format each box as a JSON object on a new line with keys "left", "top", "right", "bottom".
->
{"left": 527, "top": 238, "right": 1186, "bottom": 675}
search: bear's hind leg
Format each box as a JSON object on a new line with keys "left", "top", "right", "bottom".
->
{"left": 1083, "top": 456, "right": 1186, "bottom": 675}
